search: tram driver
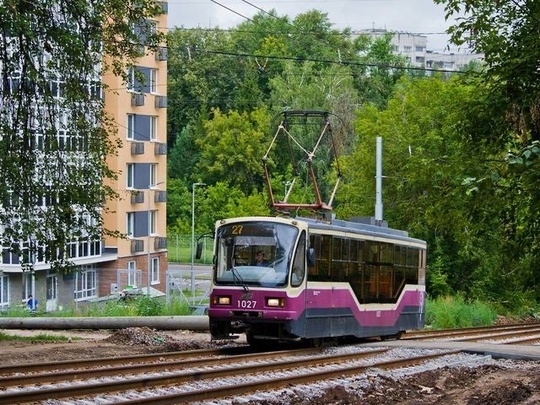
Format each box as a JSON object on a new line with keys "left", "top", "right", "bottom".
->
{"left": 252, "top": 250, "right": 269, "bottom": 266}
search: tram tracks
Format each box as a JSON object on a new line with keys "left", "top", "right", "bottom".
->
{"left": 403, "top": 322, "right": 540, "bottom": 344}
{"left": 0, "top": 346, "right": 461, "bottom": 404}
{"left": 1, "top": 323, "right": 538, "bottom": 404}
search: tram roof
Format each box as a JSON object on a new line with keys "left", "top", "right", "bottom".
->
{"left": 296, "top": 216, "right": 426, "bottom": 246}
{"left": 217, "top": 215, "right": 426, "bottom": 246}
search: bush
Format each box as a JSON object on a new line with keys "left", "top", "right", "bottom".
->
{"left": 426, "top": 295, "right": 497, "bottom": 329}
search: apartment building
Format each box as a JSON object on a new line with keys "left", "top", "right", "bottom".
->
{"left": 0, "top": 2, "right": 168, "bottom": 311}
{"left": 353, "top": 28, "right": 483, "bottom": 71}
{"left": 101, "top": 4, "right": 169, "bottom": 300}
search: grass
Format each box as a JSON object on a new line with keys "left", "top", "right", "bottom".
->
{"left": 3, "top": 292, "right": 529, "bottom": 332}
{"left": 0, "top": 331, "right": 74, "bottom": 342}
{"left": 425, "top": 295, "right": 498, "bottom": 329}
{"left": 1, "top": 296, "right": 197, "bottom": 318}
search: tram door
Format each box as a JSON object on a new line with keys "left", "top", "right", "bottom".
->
{"left": 46, "top": 274, "right": 58, "bottom": 312}
{"left": 304, "top": 234, "right": 333, "bottom": 338}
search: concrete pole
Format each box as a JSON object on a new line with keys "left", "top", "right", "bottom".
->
{"left": 375, "top": 136, "right": 383, "bottom": 223}
{"left": 191, "top": 183, "right": 206, "bottom": 298}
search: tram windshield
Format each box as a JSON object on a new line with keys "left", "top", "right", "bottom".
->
{"left": 214, "top": 221, "right": 299, "bottom": 288}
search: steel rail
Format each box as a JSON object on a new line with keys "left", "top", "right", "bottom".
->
{"left": 0, "top": 346, "right": 321, "bottom": 387}
{"left": 120, "top": 350, "right": 461, "bottom": 404}
{"left": 0, "top": 348, "right": 390, "bottom": 404}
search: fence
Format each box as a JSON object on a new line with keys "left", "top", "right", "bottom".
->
{"left": 167, "top": 234, "right": 212, "bottom": 264}
{"left": 165, "top": 268, "right": 210, "bottom": 314}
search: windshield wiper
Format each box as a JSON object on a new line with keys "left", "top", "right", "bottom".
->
{"left": 231, "top": 263, "right": 249, "bottom": 291}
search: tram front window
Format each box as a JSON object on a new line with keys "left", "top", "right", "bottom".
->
{"left": 214, "top": 221, "right": 298, "bottom": 288}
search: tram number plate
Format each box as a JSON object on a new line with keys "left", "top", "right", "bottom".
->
{"left": 238, "top": 300, "right": 257, "bottom": 309}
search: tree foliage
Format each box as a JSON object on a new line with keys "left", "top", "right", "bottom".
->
{"left": 0, "top": 0, "right": 164, "bottom": 271}
{"left": 195, "top": 107, "right": 271, "bottom": 192}
{"left": 435, "top": 0, "right": 540, "bottom": 302}
{"left": 435, "top": 0, "right": 540, "bottom": 142}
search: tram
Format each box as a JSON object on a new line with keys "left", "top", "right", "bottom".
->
{"left": 207, "top": 215, "right": 426, "bottom": 346}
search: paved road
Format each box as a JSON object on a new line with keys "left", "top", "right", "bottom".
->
{"left": 168, "top": 263, "right": 212, "bottom": 273}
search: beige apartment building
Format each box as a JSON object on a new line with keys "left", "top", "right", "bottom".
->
{"left": 0, "top": 2, "right": 168, "bottom": 311}
{"left": 101, "top": 3, "right": 169, "bottom": 298}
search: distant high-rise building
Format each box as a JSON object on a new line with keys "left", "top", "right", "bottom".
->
{"left": 353, "top": 29, "right": 483, "bottom": 72}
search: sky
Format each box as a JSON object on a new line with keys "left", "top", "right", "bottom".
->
{"left": 165, "top": 0, "right": 465, "bottom": 53}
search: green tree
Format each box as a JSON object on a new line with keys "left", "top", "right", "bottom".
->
{"left": 436, "top": 0, "right": 540, "bottom": 302}
{"left": 195, "top": 107, "right": 271, "bottom": 191}
{"left": 0, "top": 0, "right": 164, "bottom": 271}
{"left": 338, "top": 76, "right": 508, "bottom": 299}
{"left": 197, "top": 183, "right": 270, "bottom": 233}
{"left": 436, "top": 0, "right": 540, "bottom": 140}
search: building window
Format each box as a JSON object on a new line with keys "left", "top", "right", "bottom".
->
{"left": 127, "top": 163, "right": 135, "bottom": 188}
{"left": 0, "top": 275, "right": 9, "bottom": 309}
{"left": 149, "top": 163, "right": 157, "bottom": 187}
{"left": 74, "top": 266, "right": 97, "bottom": 300}
{"left": 127, "top": 66, "right": 157, "bottom": 94}
{"left": 133, "top": 19, "right": 156, "bottom": 46}
{"left": 127, "top": 212, "right": 135, "bottom": 237}
{"left": 127, "top": 67, "right": 136, "bottom": 92}
{"left": 150, "top": 210, "right": 157, "bottom": 234}
{"left": 49, "top": 74, "right": 65, "bottom": 98}
{"left": 150, "top": 116, "right": 157, "bottom": 141}
{"left": 127, "top": 260, "right": 137, "bottom": 287}
{"left": 151, "top": 257, "right": 159, "bottom": 284}
{"left": 150, "top": 68, "right": 157, "bottom": 93}
{"left": 127, "top": 114, "right": 135, "bottom": 140}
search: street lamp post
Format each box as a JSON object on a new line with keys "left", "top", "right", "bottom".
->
{"left": 147, "top": 182, "right": 164, "bottom": 296}
{"left": 191, "top": 182, "right": 206, "bottom": 298}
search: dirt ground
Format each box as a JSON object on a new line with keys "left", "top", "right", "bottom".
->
{"left": 0, "top": 327, "right": 539, "bottom": 404}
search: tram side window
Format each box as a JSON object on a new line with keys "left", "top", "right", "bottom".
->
{"left": 332, "top": 237, "right": 349, "bottom": 281}
{"left": 406, "top": 247, "right": 420, "bottom": 284}
{"left": 365, "top": 241, "right": 379, "bottom": 299}
{"left": 308, "top": 234, "right": 331, "bottom": 281}
{"left": 393, "top": 245, "right": 405, "bottom": 298}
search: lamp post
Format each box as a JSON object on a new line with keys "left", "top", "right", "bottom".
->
{"left": 191, "top": 182, "right": 206, "bottom": 298}
{"left": 147, "top": 181, "right": 164, "bottom": 296}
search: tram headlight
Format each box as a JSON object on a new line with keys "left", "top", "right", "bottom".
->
{"left": 212, "top": 296, "right": 231, "bottom": 305}
{"left": 266, "top": 297, "right": 285, "bottom": 307}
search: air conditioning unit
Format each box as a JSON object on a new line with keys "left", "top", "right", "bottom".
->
{"left": 130, "top": 190, "right": 145, "bottom": 204}
{"left": 154, "top": 190, "right": 167, "bottom": 203}
{"left": 155, "top": 46, "right": 168, "bottom": 61}
{"left": 155, "top": 95, "right": 167, "bottom": 108}
{"left": 131, "top": 93, "right": 145, "bottom": 107}
{"left": 130, "top": 142, "right": 145, "bottom": 155}
{"left": 154, "top": 237, "right": 167, "bottom": 250}
{"left": 131, "top": 239, "right": 144, "bottom": 253}
{"left": 154, "top": 142, "right": 167, "bottom": 155}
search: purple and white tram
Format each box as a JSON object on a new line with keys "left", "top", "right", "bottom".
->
{"left": 208, "top": 215, "right": 426, "bottom": 346}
